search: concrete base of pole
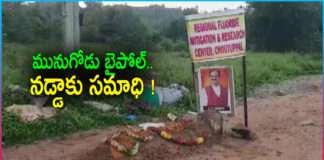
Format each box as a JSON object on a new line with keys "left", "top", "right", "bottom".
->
{"left": 202, "top": 110, "right": 229, "bottom": 136}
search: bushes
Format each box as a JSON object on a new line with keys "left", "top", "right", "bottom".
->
{"left": 154, "top": 38, "right": 188, "bottom": 52}
{"left": 246, "top": 2, "right": 322, "bottom": 53}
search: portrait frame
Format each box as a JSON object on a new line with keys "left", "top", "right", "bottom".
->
{"left": 197, "top": 66, "right": 235, "bottom": 116}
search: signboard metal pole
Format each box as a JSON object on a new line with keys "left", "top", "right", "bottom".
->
{"left": 242, "top": 56, "right": 248, "bottom": 127}
{"left": 191, "top": 62, "right": 199, "bottom": 111}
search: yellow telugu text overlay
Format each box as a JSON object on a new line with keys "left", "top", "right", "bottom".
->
{"left": 30, "top": 74, "right": 146, "bottom": 108}
{"left": 30, "top": 75, "right": 83, "bottom": 96}
{"left": 52, "top": 97, "right": 64, "bottom": 108}
{"left": 89, "top": 74, "right": 144, "bottom": 99}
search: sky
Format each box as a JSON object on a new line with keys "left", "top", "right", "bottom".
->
{"left": 79, "top": 2, "right": 246, "bottom": 12}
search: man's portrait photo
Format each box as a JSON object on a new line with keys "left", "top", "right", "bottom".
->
{"left": 198, "top": 66, "right": 235, "bottom": 115}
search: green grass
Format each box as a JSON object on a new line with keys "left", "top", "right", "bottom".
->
{"left": 153, "top": 51, "right": 322, "bottom": 97}
{"left": 3, "top": 102, "right": 126, "bottom": 145}
{"left": 152, "top": 51, "right": 193, "bottom": 87}
{"left": 2, "top": 43, "right": 322, "bottom": 146}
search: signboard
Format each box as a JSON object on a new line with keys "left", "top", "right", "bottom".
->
{"left": 197, "top": 66, "right": 235, "bottom": 115}
{"left": 185, "top": 9, "right": 246, "bottom": 62}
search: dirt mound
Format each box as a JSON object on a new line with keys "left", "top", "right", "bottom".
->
{"left": 74, "top": 119, "right": 220, "bottom": 160}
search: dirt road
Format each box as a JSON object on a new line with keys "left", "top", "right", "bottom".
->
{"left": 4, "top": 76, "right": 322, "bottom": 160}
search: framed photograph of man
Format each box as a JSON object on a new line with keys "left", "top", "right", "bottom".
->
{"left": 197, "top": 66, "right": 235, "bottom": 115}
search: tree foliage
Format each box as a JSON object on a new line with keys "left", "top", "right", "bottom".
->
{"left": 3, "top": 2, "right": 63, "bottom": 43}
{"left": 98, "top": 6, "right": 152, "bottom": 51}
{"left": 2, "top": 2, "right": 322, "bottom": 53}
{"left": 247, "top": 2, "right": 322, "bottom": 53}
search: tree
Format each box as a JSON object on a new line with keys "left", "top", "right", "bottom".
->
{"left": 246, "top": 2, "right": 322, "bottom": 53}
{"left": 163, "top": 18, "right": 186, "bottom": 42}
{"left": 98, "top": 7, "right": 152, "bottom": 52}
{"left": 161, "top": 8, "right": 198, "bottom": 43}
{"left": 3, "top": 2, "right": 63, "bottom": 43}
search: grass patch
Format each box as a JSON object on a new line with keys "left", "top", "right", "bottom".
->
{"left": 3, "top": 100, "right": 127, "bottom": 145}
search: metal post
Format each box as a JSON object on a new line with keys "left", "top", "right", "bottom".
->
{"left": 242, "top": 56, "right": 248, "bottom": 127}
{"left": 191, "top": 62, "right": 199, "bottom": 111}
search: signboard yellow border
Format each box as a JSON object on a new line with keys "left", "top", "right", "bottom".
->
{"left": 185, "top": 9, "right": 246, "bottom": 63}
